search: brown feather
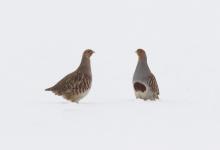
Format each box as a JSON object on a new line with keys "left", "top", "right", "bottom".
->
{"left": 49, "top": 70, "right": 91, "bottom": 96}
{"left": 147, "top": 73, "right": 160, "bottom": 95}
{"left": 45, "top": 49, "right": 94, "bottom": 102}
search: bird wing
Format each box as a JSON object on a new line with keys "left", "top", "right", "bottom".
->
{"left": 50, "top": 71, "right": 91, "bottom": 95}
{"left": 147, "top": 73, "right": 159, "bottom": 95}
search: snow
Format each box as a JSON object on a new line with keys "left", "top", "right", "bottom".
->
{"left": 0, "top": 0, "right": 220, "bottom": 149}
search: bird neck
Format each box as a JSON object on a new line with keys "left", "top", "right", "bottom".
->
{"left": 78, "top": 56, "right": 91, "bottom": 75}
{"left": 137, "top": 56, "right": 151, "bottom": 73}
{"left": 138, "top": 55, "right": 148, "bottom": 65}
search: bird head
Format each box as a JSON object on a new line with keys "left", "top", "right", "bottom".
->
{"left": 136, "top": 49, "right": 146, "bottom": 59}
{"left": 83, "top": 49, "right": 95, "bottom": 58}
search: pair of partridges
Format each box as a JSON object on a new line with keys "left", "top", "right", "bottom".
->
{"left": 45, "top": 49, "right": 159, "bottom": 103}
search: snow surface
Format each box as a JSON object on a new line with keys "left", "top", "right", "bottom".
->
{"left": 0, "top": 0, "right": 220, "bottom": 149}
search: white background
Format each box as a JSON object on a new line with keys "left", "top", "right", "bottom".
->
{"left": 0, "top": 0, "right": 219, "bottom": 149}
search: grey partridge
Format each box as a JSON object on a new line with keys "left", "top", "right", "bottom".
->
{"left": 133, "top": 49, "right": 159, "bottom": 100}
{"left": 45, "top": 49, "right": 94, "bottom": 103}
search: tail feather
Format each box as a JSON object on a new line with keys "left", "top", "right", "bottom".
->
{"left": 45, "top": 87, "right": 52, "bottom": 91}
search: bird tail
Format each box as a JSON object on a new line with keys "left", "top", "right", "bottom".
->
{"left": 45, "top": 87, "right": 52, "bottom": 91}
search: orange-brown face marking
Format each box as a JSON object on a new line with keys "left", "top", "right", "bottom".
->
{"left": 83, "top": 49, "right": 95, "bottom": 58}
{"left": 136, "top": 49, "right": 146, "bottom": 59}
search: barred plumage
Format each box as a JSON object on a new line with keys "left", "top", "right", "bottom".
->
{"left": 147, "top": 74, "right": 159, "bottom": 95}
{"left": 133, "top": 49, "right": 159, "bottom": 100}
{"left": 45, "top": 49, "right": 94, "bottom": 103}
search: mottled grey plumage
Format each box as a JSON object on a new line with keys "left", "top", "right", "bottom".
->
{"left": 45, "top": 49, "right": 94, "bottom": 103}
{"left": 133, "top": 49, "right": 159, "bottom": 100}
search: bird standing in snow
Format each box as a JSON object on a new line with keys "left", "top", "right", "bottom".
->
{"left": 133, "top": 49, "right": 159, "bottom": 100}
{"left": 45, "top": 49, "right": 94, "bottom": 103}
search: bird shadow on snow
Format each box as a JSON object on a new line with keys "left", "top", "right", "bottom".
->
{"left": 38, "top": 99, "right": 75, "bottom": 105}
{"left": 76, "top": 98, "right": 163, "bottom": 105}
{"left": 41, "top": 97, "right": 170, "bottom": 106}
{"left": 41, "top": 95, "right": 189, "bottom": 107}
{"left": 40, "top": 96, "right": 190, "bottom": 114}
{"left": 61, "top": 98, "right": 165, "bottom": 113}
{"left": 39, "top": 97, "right": 196, "bottom": 114}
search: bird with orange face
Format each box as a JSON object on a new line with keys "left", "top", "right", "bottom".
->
{"left": 133, "top": 49, "right": 159, "bottom": 100}
{"left": 45, "top": 49, "right": 95, "bottom": 103}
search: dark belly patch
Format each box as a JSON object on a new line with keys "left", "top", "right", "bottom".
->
{"left": 134, "top": 82, "right": 146, "bottom": 92}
